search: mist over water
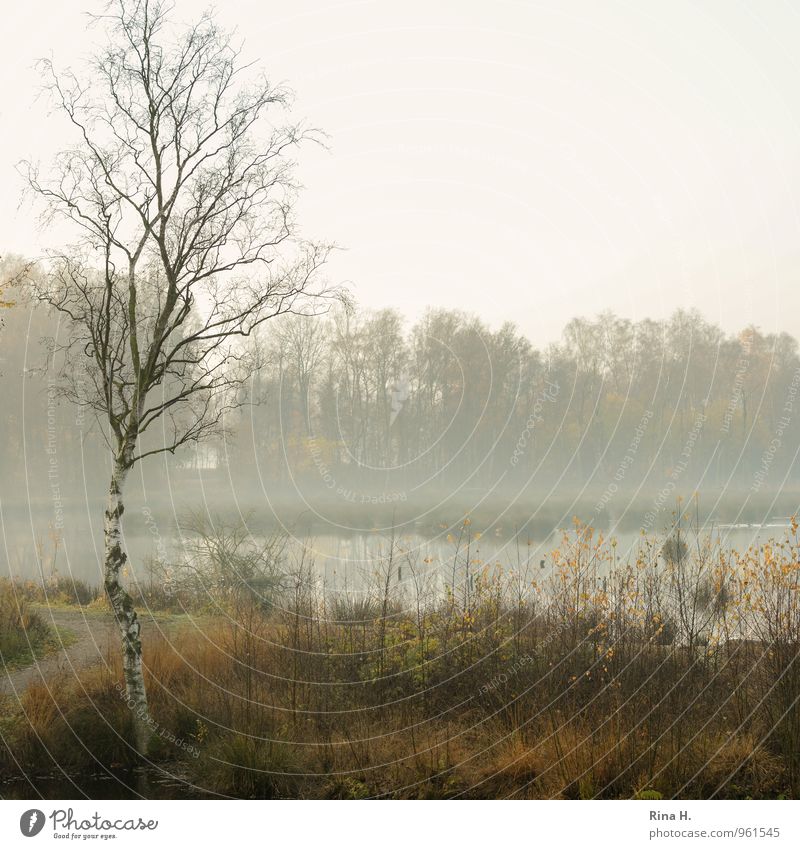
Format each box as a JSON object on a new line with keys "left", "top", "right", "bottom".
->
{"left": 3, "top": 285, "right": 800, "bottom": 590}
{"left": 2, "top": 504, "right": 785, "bottom": 590}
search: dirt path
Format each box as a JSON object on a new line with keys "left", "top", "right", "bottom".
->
{"left": 2, "top": 608, "right": 125, "bottom": 698}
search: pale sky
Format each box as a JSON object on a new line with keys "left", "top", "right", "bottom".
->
{"left": 2, "top": 0, "right": 800, "bottom": 343}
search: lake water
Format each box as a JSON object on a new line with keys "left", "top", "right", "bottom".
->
{"left": 0, "top": 767, "right": 213, "bottom": 800}
{"left": 1, "top": 502, "right": 792, "bottom": 594}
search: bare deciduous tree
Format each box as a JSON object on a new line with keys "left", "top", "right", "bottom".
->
{"left": 21, "top": 0, "right": 335, "bottom": 754}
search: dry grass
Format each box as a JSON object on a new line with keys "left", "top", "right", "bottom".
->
{"left": 0, "top": 579, "right": 54, "bottom": 669}
{"left": 1, "top": 519, "right": 798, "bottom": 799}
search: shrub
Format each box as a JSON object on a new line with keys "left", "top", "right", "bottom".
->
{"left": 0, "top": 579, "right": 53, "bottom": 666}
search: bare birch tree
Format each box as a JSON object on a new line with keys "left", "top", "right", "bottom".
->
{"left": 20, "top": 0, "right": 334, "bottom": 754}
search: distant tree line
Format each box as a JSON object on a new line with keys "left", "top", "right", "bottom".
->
{"left": 2, "top": 262, "right": 800, "bottom": 504}
{"left": 227, "top": 304, "right": 800, "bottom": 499}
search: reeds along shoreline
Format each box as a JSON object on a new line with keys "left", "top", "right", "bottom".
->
{"left": 1, "top": 519, "right": 799, "bottom": 799}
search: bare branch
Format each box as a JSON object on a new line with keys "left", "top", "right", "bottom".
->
{"left": 21, "top": 0, "right": 338, "bottom": 469}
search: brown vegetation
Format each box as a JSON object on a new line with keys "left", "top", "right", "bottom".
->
{"left": 1, "top": 518, "right": 798, "bottom": 799}
{"left": 0, "top": 580, "right": 54, "bottom": 669}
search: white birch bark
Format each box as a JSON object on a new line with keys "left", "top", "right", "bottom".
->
{"left": 103, "top": 454, "right": 151, "bottom": 756}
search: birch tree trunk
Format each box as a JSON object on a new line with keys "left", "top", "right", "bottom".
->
{"left": 24, "top": 0, "right": 333, "bottom": 759}
{"left": 104, "top": 454, "right": 151, "bottom": 756}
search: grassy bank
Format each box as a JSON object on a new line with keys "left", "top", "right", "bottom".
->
{"left": 1, "top": 520, "right": 798, "bottom": 799}
{"left": 0, "top": 579, "right": 60, "bottom": 671}
{"left": 89, "top": 485, "right": 800, "bottom": 539}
